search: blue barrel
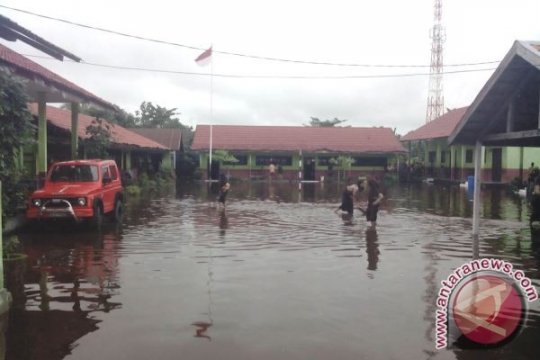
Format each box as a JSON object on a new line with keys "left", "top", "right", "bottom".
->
{"left": 467, "top": 176, "right": 475, "bottom": 192}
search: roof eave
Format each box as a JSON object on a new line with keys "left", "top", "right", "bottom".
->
{"left": 448, "top": 41, "right": 525, "bottom": 145}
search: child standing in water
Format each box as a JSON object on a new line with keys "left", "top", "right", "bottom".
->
{"left": 217, "top": 173, "right": 231, "bottom": 208}
{"left": 336, "top": 178, "right": 364, "bottom": 215}
{"left": 366, "top": 177, "right": 384, "bottom": 227}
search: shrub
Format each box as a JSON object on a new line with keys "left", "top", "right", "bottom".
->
{"left": 0, "top": 71, "right": 34, "bottom": 219}
{"left": 125, "top": 185, "right": 141, "bottom": 196}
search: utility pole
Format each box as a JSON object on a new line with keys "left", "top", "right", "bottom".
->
{"left": 426, "top": 0, "right": 445, "bottom": 123}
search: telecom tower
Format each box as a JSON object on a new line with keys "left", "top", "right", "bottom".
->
{"left": 426, "top": 0, "right": 445, "bottom": 123}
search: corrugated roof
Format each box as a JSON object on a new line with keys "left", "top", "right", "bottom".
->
{"left": 28, "top": 104, "right": 167, "bottom": 150}
{"left": 0, "top": 43, "right": 115, "bottom": 110}
{"left": 192, "top": 125, "right": 406, "bottom": 153}
{"left": 129, "top": 128, "right": 182, "bottom": 151}
{"left": 401, "top": 107, "right": 468, "bottom": 141}
{"left": 0, "top": 14, "right": 81, "bottom": 61}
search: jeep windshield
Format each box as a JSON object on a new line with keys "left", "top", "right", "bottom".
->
{"left": 49, "top": 164, "right": 99, "bottom": 182}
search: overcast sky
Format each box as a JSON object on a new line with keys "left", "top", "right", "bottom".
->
{"left": 1, "top": 0, "right": 539, "bottom": 135}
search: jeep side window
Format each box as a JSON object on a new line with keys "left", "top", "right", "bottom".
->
{"left": 102, "top": 165, "right": 111, "bottom": 181}
{"left": 109, "top": 165, "right": 118, "bottom": 180}
{"left": 80, "top": 166, "right": 99, "bottom": 181}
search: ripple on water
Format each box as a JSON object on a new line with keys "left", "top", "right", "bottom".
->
{"left": 9, "top": 184, "right": 540, "bottom": 360}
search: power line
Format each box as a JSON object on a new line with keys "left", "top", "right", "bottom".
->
{"left": 23, "top": 53, "right": 497, "bottom": 79}
{"left": 1, "top": 4, "right": 501, "bottom": 69}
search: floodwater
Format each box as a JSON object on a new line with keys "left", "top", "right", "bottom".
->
{"left": 2, "top": 181, "right": 540, "bottom": 360}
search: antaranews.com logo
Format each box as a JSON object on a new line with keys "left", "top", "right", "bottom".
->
{"left": 435, "top": 258, "right": 538, "bottom": 349}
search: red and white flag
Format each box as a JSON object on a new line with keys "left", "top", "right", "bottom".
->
{"left": 195, "top": 47, "right": 212, "bottom": 66}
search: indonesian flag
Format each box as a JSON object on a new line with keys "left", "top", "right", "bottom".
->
{"left": 195, "top": 47, "right": 212, "bottom": 66}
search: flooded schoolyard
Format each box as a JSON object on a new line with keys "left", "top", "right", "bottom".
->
{"left": 2, "top": 182, "right": 540, "bottom": 360}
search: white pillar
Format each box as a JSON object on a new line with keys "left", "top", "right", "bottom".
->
{"left": 472, "top": 140, "right": 482, "bottom": 236}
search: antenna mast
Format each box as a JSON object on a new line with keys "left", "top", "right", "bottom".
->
{"left": 426, "top": 0, "right": 445, "bottom": 123}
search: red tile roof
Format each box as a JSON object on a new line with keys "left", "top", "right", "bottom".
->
{"left": 401, "top": 107, "right": 468, "bottom": 141}
{"left": 129, "top": 128, "right": 182, "bottom": 151}
{"left": 192, "top": 125, "right": 406, "bottom": 153}
{"left": 28, "top": 104, "right": 167, "bottom": 150}
{"left": 0, "top": 43, "right": 115, "bottom": 110}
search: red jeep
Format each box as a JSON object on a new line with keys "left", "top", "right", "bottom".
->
{"left": 26, "top": 159, "right": 124, "bottom": 227}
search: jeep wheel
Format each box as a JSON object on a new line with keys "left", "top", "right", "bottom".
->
{"left": 113, "top": 199, "right": 123, "bottom": 222}
{"left": 91, "top": 203, "right": 103, "bottom": 229}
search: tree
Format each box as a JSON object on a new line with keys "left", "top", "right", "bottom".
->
{"left": 63, "top": 101, "right": 194, "bottom": 149}
{"left": 306, "top": 117, "right": 348, "bottom": 127}
{"left": 84, "top": 118, "right": 112, "bottom": 159}
{"left": 329, "top": 155, "right": 354, "bottom": 183}
{"left": 209, "top": 150, "right": 238, "bottom": 177}
{"left": 62, "top": 103, "right": 137, "bottom": 128}
{"left": 212, "top": 150, "right": 239, "bottom": 164}
{"left": 134, "top": 102, "right": 194, "bottom": 149}
{"left": 0, "top": 71, "right": 34, "bottom": 217}
{"left": 135, "top": 101, "right": 180, "bottom": 128}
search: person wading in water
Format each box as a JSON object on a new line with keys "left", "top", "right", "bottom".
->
{"left": 336, "top": 177, "right": 365, "bottom": 215}
{"left": 217, "top": 173, "right": 231, "bottom": 209}
{"left": 365, "top": 177, "right": 384, "bottom": 228}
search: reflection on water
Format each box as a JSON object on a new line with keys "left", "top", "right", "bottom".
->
{"left": 365, "top": 229, "right": 379, "bottom": 272}
{"left": 2, "top": 182, "right": 539, "bottom": 360}
{"left": 5, "top": 226, "right": 122, "bottom": 359}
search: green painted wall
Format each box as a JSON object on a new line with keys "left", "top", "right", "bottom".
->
{"left": 405, "top": 137, "right": 540, "bottom": 179}
{"left": 198, "top": 151, "right": 393, "bottom": 172}
{"left": 523, "top": 148, "right": 540, "bottom": 168}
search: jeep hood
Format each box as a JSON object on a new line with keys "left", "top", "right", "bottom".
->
{"left": 32, "top": 182, "right": 101, "bottom": 197}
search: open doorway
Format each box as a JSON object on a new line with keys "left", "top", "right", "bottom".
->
{"left": 492, "top": 148, "right": 502, "bottom": 182}
{"left": 303, "top": 158, "right": 316, "bottom": 181}
{"left": 207, "top": 159, "right": 220, "bottom": 180}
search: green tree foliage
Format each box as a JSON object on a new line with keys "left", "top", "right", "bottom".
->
{"left": 64, "top": 101, "right": 194, "bottom": 149}
{"left": 0, "top": 71, "right": 34, "bottom": 217}
{"left": 62, "top": 103, "right": 137, "bottom": 128}
{"left": 135, "top": 102, "right": 180, "bottom": 128}
{"left": 212, "top": 150, "right": 238, "bottom": 164}
{"left": 84, "top": 118, "right": 112, "bottom": 159}
{"left": 306, "top": 117, "right": 348, "bottom": 127}
{"left": 135, "top": 102, "right": 194, "bottom": 149}
{"left": 329, "top": 155, "right": 354, "bottom": 181}
{"left": 330, "top": 155, "right": 354, "bottom": 169}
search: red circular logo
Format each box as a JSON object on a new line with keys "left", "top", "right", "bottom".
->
{"left": 452, "top": 274, "right": 524, "bottom": 345}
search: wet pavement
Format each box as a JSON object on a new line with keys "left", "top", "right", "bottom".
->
{"left": 2, "top": 181, "right": 540, "bottom": 360}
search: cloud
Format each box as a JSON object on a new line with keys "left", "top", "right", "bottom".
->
{"left": 1, "top": 0, "right": 539, "bottom": 136}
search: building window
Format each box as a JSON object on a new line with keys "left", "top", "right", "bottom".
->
{"left": 353, "top": 157, "right": 388, "bottom": 167}
{"left": 428, "top": 151, "right": 436, "bottom": 164}
{"left": 318, "top": 156, "right": 332, "bottom": 166}
{"left": 224, "top": 154, "right": 248, "bottom": 166}
{"left": 255, "top": 155, "right": 292, "bottom": 166}
{"left": 441, "top": 151, "right": 446, "bottom": 163}
{"left": 465, "top": 149, "right": 473, "bottom": 163}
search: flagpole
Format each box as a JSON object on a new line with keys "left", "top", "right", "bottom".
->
{"left": 209, "top": 47, "right": 214, "bottom": 180}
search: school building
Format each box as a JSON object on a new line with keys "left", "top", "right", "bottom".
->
{"left": 191, "top": 125, "right": 406, "bottom": 180}
{"left": 130, "top": 128, "right": 184, "bottom": 175}
{"left": 26, "top": 104, "right": 170, "bottom": 175}
{"left": 401, "top": 107, "right": 540, "bottom": 183}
